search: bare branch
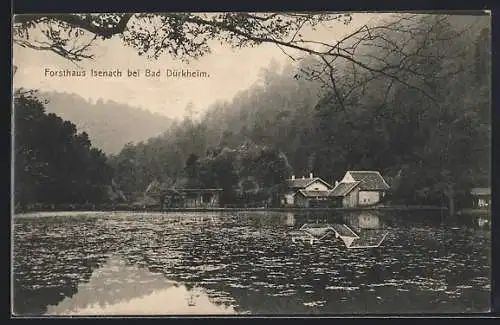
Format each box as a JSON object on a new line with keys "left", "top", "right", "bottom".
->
{"left": 13, "top": 12, "right": 469, "bottom": 104}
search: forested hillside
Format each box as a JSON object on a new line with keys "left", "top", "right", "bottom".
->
{"left": 39, "top": 91, "right": 173, "bottom": 154}
{"left": 13, "top": 90, "right": 119, "bottom": 210}
{"left": 105, "top": 14, "right": 490, "bottom": 211}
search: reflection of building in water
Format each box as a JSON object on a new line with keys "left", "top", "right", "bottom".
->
{"left": 477, "top": 217, "right": 489, "bottom": 227}
{"left": 290, "top": 223, "right": 334, "bottom": 244}
{"left": 291, "top": 218, "right": 388, "bottom": 248}
{"left": 339, "top": 230, "right": 389, "bottom": 249}
{"left": 343, "top": 212, "right": 381, "bottom": 230}
{"left": 45, "top": 256, "right": 236, "bottom": 315}
{"left": 283, "top": 213, "right": 296, "bottom": 226}
{"left": 174, "top": 213, "right": 223, "bottom": 225}
{"left": 339, "top": 212, "right": 388, "bottom": 248}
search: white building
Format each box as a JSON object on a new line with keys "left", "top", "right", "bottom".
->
{"left": 282, "top": 173, "right": 333, "bottom": 207}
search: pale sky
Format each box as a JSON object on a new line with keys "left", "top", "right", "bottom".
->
{"left": 13, "top": 13, "right": 383, "bottom": 119}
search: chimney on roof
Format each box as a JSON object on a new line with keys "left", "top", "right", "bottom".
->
{"left": 291, "top": 175, "right": 295, "bottom": 180}
{"left": 309, "top": 172, "right": 313, "bottom": 179}
{"left": 335, "top": 181, "right": 339, "bottom": 186}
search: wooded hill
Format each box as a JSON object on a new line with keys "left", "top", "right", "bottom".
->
{"left": 108, "top": 14, "right": 491, "bottom": 213}
{"left": 13, "top": 14, "right": 490, "bottom": 213}
{"left": 38, "top": 91, "right": 173, "bottom": 154}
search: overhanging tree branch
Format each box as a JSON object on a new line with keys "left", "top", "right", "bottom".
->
{"left": 13, "top": 12, "right": 473, "bottom": 104}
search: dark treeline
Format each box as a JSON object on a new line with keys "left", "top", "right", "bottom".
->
{"left": 13, "top": 14, "right": 490, "bottom": 213}
{"left": 13, "top": 91, "right": 117, "bottom": 211}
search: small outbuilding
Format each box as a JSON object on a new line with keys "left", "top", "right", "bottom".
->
{"left": 281, "top": 173, "right": 333, "bottom": 206}
{"left": 470, "top": 187, "right": 491, "bottom": 208}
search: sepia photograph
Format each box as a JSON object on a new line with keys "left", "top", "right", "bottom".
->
{"left": 11, "top": 11, "right": 491, "bottom": 316}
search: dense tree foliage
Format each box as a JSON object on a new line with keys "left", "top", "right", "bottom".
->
{"left": 13, "top": 13, "right": 349, "bottom": 62}
{"left": 13, "top": 91, "right": 114, "bottom": 210}
{"left": 109, "top": 14, "right": 490, "bottom": 213}
{"left": 14, "top": 13, "right": 449, "bottom": 102}
{"left": 13, "top": 14, "right": 490, "bottom": 213}
{"left": 311, "top": 15, "right": 491, "bottom": 213}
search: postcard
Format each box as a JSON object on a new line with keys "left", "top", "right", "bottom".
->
{"left": 12, "top": 11, "right": 492, "bottom": 316}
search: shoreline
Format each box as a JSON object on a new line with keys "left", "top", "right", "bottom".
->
{"left": 12, "top": 205, "right": 450, "bottom": 218}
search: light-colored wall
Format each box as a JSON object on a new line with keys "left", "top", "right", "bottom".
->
{"left": 304, "top": 180, "right": 330, "bottom": 191}
{"left": 358, "top": 191, "right": 380, "bottom": 206}
{"left": 284, "top": 193, "right": 295, "bottom": 206}
{"left": 340, "top": 172, "right": 356, "bottom": 183}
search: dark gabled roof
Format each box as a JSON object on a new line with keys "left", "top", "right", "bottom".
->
{"left": 285, "top": 177, "right": 333, "bottom": 189}
{"left": 295, "top": 190, "right": 332, "bottom": 198}
{"left": 347, "top": 171, "right": 390, "bottom": 191}
{"left": 470, "top": 187, "right": 491, "bottom": 196}
{"left": 330, "top": 181, "right": 361, "bottom": 197}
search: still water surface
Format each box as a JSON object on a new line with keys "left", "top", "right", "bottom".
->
{"left": 12, "top": 211, "right": 491, "bottom": 315}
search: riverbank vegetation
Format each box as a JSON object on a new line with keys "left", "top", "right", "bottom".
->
{"left": 13, "top": 91, "right": 115, "bottom": 210}
{"left": 13, "top": 14, "right": 490, "bottom": 214}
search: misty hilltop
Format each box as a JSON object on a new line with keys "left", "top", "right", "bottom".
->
{"left": 38, "top": 91, "right": 173, "bottom": 154}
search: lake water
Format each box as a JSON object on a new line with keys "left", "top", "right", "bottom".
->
{"left": 12, "top": 211, "right": 491, "bottom": 316}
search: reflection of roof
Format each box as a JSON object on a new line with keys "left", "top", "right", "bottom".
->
{"left": 330, "top": 182, "right": 361, "bottom": 197}
{"left": 347, "top": 171, "right": 390, "bottom": 191}
{"left": 285, "top": 178, "right": 333, "bottom": 189}
{"left": 175, "top": 188, "right": 224, "bottom": 192}
{"left": 300, "top": 223, "right": 332, "bottom": 229}
{"left": 345, "top": 231, "right": 389, "bottom": 249}
{"left": 299, "top": 224, "right": 334, "bottom": 239}
{"left": 470, "top": 188, "right": 491, "bottom": 196}
{"left": 296, "top": 190, "right": 331, "bottom": 198}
